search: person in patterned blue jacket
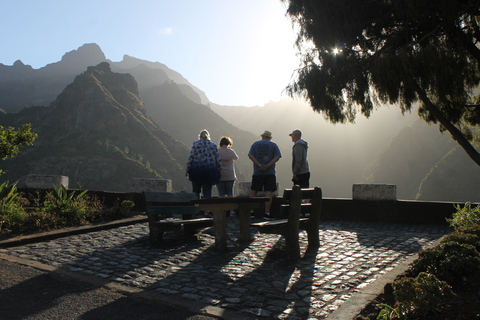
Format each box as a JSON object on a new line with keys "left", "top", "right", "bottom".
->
{"left": 186, "top": 129, "right": 221, "bottom": 199}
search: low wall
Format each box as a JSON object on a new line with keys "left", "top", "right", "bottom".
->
{"left": 321, "top": 198, "right": 461, "bottom": 225}
{"left": 16, "top": 188, "right": 465, "bottom": 225}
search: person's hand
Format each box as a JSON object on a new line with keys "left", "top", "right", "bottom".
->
{"left": 292, "top": 174, "right": 298, "bottom": 181}
{"left": 185, "top": 171, "right": 189, "bottom": 177}
{"left": 260, "top": 164, "right": 268, "bottom": 171}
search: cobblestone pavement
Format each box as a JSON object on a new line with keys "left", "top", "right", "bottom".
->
{"left": 0, "top": 218, "right": 451, "bottom": 319}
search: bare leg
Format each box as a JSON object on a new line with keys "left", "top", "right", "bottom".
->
{"left": 264, "top": 191, "right": 273, "bottom": 214}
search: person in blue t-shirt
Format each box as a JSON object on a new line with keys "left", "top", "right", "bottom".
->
{"left": 248, "top": 130, "right": 282, "bottom": 220}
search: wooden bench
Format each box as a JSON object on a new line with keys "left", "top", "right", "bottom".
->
{"left": 145, "top": 192, "right": 213, "bottom": 244}
{"left": 251, "top": 185, "right": 322, "bottom": 260}
{"left": 191, "top": 197, "right": 269, "bottom": 251}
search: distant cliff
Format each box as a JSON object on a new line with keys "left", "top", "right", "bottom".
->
{"left": 0, "top": 62, "right": 189, "bottom": 192}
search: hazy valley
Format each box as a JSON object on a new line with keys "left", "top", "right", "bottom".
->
{"left": 0, "top": 43, "right": 478, "bottom": 201}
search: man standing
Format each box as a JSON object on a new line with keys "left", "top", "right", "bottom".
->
{"left": 248, "top": 130, "right": 282, "bottom": 220}
{"left": 290, "top": 129, "right": 310, "bottom": 188}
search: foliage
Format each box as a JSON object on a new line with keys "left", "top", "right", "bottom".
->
{"left": 102, "top": 199, "right": 135, "bottom": 220}
{"left": 0, "top": 124, "right": 37, "bottom": 175}
{"left": 0, "top": 185, "right": 136, "bottom": 235}
{"left": 0, "top": 181, "right": 20, "bottom": 214}
{"left": 392, "top": 272, "right": 456, "bottom": 319}
{"left": 42, "top": 184, "right": 100, "bottom": 226}
{"left": 0, "top": 181, "right": 27, "bottom": 232}
{"left": 23, "top": 211, "right": 60, "bottom": 233}
{"left": 409, "top": 241, "right": 480, "bottom": 290}
{"left": 282, "top": 0, "right": 480, "bottom": 166}
{"left": 376, "top": 304, "right": 402, "bottom": 320}
{"left": 447, "top": 202, "right": 480, "bottom": 230}
{"left": 441, "top": 229, "right": 480, "bottom": 252}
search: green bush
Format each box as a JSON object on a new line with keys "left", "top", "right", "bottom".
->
{"left": 42, "top": 185, "right": 102, "bottom": 226}
{"left": 447, "top": 202, "right": 480, "bottom": 230}
{"left": 0, "top": 181, "right": 28, "bottom": 232}
{"left": 441, "top": 230, "right": 480, "bottom": 252}
{"left": 392, "top": 272, "right": 455, "bottom": 319}
{"left": 23, "top": 211, "right": 60, "bottom": 233}
{"left": 410, "top": 241, "right": 480, "bottom": 290}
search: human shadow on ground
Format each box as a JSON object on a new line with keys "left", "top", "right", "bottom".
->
{"left": 0, "top": 220, "right": 451, "bottom": 319}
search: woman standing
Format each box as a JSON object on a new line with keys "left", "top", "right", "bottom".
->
{"left": 217, "top": 136, "right": 239, "bottom": 198}
{"left": 185, "top": 129, "right": 221, "bottom": 199}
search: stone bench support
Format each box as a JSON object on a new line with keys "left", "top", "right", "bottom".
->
{"left": 352, "top": 184, "right": 397, "bottom": 201}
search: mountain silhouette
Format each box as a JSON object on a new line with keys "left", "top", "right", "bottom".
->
{"left": 0, "top": 43, "right": 478, "bottom": 201}
{"left": 0, "top": 62, "right": 189, "bottom": 192}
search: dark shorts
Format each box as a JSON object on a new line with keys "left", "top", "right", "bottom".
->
{"left": 251, "top": 174, "right": 277, "bottom": 192}
{"left": 293, "top": 172, "right": 310, "bottom": 188}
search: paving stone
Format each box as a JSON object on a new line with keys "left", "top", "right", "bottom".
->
{"left": 0, "top": 219, "right": 451, "bottom": 319}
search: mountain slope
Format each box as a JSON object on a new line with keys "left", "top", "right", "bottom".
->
{"left": 140, "top": 82, "right": 262, "bottom": 184}
{"left": 0, "top": 62, "right": 189, "bottom": 192}
{"left": 363, "top": 120, "right": 480, "bottom": 202}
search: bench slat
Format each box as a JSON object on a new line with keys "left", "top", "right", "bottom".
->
{"left": 156, "top": 218, "right": 213, "bottom": 225}
{"left": 145, "top": 191, "right": 197, "bottom": 204}
{"left": 282, "top": 188, "right": 315, "bottom": 200}
{"left": 147, "top": 206, "right": 200, "bottom": 216}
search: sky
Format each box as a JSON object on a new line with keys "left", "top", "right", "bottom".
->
{"left": 1, "top": 0, "right": 301, "bottom": 107}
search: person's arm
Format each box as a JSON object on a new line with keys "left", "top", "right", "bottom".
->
{"left": 248, "top": 154, "right": 262, "bottom": 168}
{"left": 185, "top": 143, "right": 195, "bottom": 177}
{"left": 261, "top": 156, "right": 280, "bottom": 171}
{"left": 292, "top": 144, "right": 303, "bottom": 175}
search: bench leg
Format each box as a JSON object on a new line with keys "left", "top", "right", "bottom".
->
{"left": 238, "top": 203, "right": 252, "bottom": 242}
{"left": 150, "top": 226, "right": 164, "bottom": 244}
{"left": 148, "top": 216, "right": 163, "bottom": 244}
{"left": 212, "top": 210, "right": 227, "bottom": 251}
{"left": 285, "top": 186, "right": 302, "bottom": 260}
{"left": 306, "top": 187, "right": 322, "bottom": 249}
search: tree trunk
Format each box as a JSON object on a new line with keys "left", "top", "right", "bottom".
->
{"left": 414, "top": 82, "right": 480, "bottom": 167}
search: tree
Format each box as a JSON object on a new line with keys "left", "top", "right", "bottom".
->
{"left": 282, "top": 0, "right": 480, "bottom": 165}
{"left": 0, "top": 123, "right": 37, "bottom": 161}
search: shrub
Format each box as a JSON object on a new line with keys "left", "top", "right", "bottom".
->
{"left": 410, "top": 241, "right": 480, "bottom": 290}
{"left": 392, "top": 272, "right": 456, "bottom": 319}
{"left": 23, "top": 211, "right": 60, "bottom": 233}
{"left": 0, "top": 181, "right": 28, "bottom": 232}
{"left": 447, "top": 202, "right": 480, "bottom": 230}
{"left": 42, "top": 185, "right": 102, "bottom": 226}
{"left": 441, "top": 230, "right": 480, "bottom": 252}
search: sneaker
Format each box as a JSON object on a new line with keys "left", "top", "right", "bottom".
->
{"left": 264, "top": 212, "right": 274, "bottom": 220}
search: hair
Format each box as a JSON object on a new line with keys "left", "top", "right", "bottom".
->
{"left": 293, "top": 129, "right": 302, "bottom": 137}
{"left": 198, "top": 129, "right": 210, "bottom": 140}
{"left": 219, "top": 136, "right": 233, "bottom": 147}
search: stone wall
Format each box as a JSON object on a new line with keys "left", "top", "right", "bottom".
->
{"left": 25, "top": 174, "right": 69, "bottom": 189}
{"left": 130, "top": 178, "right": 172, "bottom": 193}
{"left": 352, "top": 184, "right": 396, "bottom": 201}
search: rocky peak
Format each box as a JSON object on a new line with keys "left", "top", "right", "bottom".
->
{"left": 49, "top": 62, "right": 148, "bottom": 133}
{"left": 60, "top": 43, "right": 106, "bottom": 66}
